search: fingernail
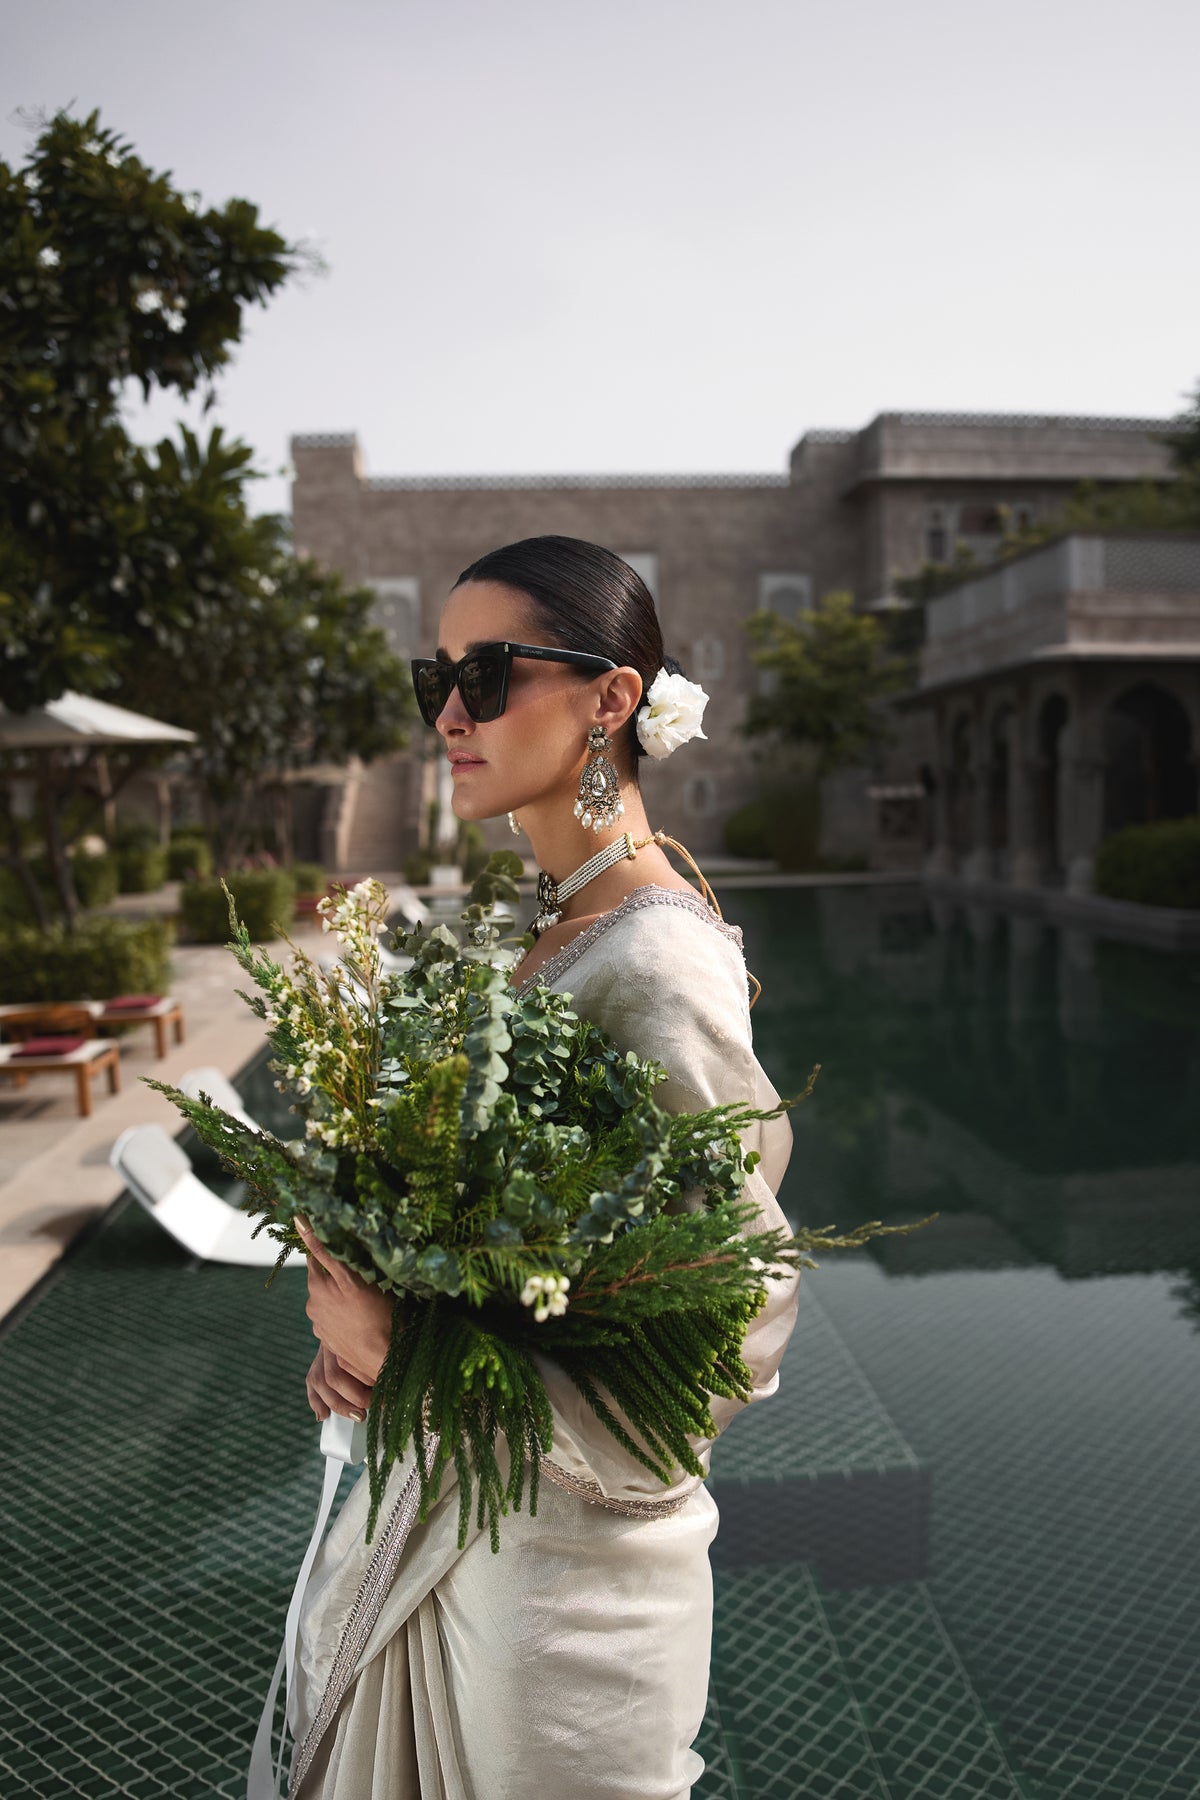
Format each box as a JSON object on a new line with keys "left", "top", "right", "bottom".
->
{"left": 350, "top": 1410, "right": 366, "bottom": 1422}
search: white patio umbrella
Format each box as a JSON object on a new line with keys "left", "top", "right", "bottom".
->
{"left": 0, "top": 690, "right": 197, "bottom": 750}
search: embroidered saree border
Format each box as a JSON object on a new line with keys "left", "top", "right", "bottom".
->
{"left": 286, "top": 1433, "right": 441, "bottom": 1799}
{"left": 511, "top": 884, "right": 744, "bottom": 1000}
{"left": 540, "top": 1455, "right": 695, "bottom": 1517}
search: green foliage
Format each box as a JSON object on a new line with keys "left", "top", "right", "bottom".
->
{"left": 722, "top": 783, "right": 823, "bottom": 871}
{"left": 179, "top": 868, "right": 295, "bottom": 941}
{"left": 147, "top": 858, "right": 936, "bottom": 1548}
{"left": 0, "top": 914, "right": 172, "bottom": 1001}
{"left": 0, "top": 107, "right": 415, "bottom": 884}
{"left": 167, "top": 835, "right": 212, "bottom": 880}
{"left": 403, "top": 850, "right": 434, "bottom": 886}
{"left": 1155, "top": 376, "right": 1200, "bottom": 481}
{"left": 457, "top": 820, "right": 490, "bottom": 882}
{"left": 287, "top": 861, "right": 327, "bottom": 897}
{"left": 722, "top": 798, "right": 770, "bottom": 859}
{"left": 1094, "top": 817, "right": 1200, "bottom": 909}
{"left": 72, "top": 849, "right": 120, "bottom": 908}
{"left": 0, "top": 108, "right": 303, "bottom": 711}
{"left": 116, "top": 844, "right": 167, "bottom": 893}
{"left": 740, "top": 591, "right": 911, "bottom": 777}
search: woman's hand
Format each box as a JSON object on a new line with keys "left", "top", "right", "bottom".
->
{"left": 305, "top": 1341, "right": 375, "bottom": 1424}
{"left": 294, "top": 1214, "right": 396, "bottom": 1387}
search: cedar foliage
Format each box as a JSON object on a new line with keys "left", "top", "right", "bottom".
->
{"left": 147, "top": 857, "right": 936, "bottom": 1547}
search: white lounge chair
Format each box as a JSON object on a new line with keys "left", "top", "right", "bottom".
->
{"left": 110, "top": 1123, "right": 305, "bottom": 1268}
{"left": 176, "top": 1064, "right": 261, "bottom": 1132}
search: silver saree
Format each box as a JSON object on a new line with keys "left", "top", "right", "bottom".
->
{"left": 283, "top": 884, "right": 799, "bottom": 1800}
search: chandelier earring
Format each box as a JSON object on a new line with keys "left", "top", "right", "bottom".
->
{"left": 572, "top": 724, "right": 624, "bottom": 835}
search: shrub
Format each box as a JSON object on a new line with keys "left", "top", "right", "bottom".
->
{"left": 168, "top": 836, "right": 213, "bottom": 880}
{"left": 403, "top": 850, "right": 434, "bottom": 886}
{"left": 1094, "top": 817, "right": 1200, "bottom": 909}
{"left": 117, "top": 844, "right": 168, "bottom": 893}
{"left": 73, "top": 850, "right": 120, "bottom": 909}
{"left": 0, "top": 862, "right": 54, "bottom": 925}
{"left": 180, "top": 868, "right": 296, "bottom": 942}
{"left": 723, "top": 780, "right": 822, "bottom": 870}
{"left": 457, "top": 822, "right": 490, "bottom": 882}
{"left": 0, "top": 916, "right": 173, "bottom": 1003}
{"left": 288, "top": 861, "right": 327, "bottom": 897}
{"left": 723, "top": 799, "right": 770, "bottom": 859}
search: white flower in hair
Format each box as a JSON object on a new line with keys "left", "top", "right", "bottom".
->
{"left": 636, "top": 668, "right": 709, "bottom": 760}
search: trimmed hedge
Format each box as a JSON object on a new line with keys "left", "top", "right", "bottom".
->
{"left": 1094, "top": 817, "right": 1200, "bottom": 910}
{"left": 288, "top": 861, "right": 327, "bottom": 897}
{"left": 168, "top": 836, "right": 213, "bottom": 880}
{"left": 117, "top": 844, "right": 168, "bottom": 893}
{"left": 723, "top": 780, "right": 822, "bottom": 871}
{"left": 73, "top": 850, "right": 120, "bottom": 909}
{"left": 180, "top": 868, "right": 296, "bottom": 942}
{"left": 0, "top": 916, "right": 173, "bottom": 1003}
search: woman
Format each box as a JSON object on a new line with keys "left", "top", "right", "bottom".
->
{"left": 286, "top": 536, "right": 800, "bottom": 1799}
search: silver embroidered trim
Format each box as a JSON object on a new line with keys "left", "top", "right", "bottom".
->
{"left": 287, "top": 1432, "right": 441, "bottom": 1799}
{"left": 539, "top": 1455, "right": 695, "bottom": 1516}
{"left": 511, "top": 884, "right": 744, "bottom": 1000}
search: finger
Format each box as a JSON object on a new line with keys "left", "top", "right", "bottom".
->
{"left": 304, "top": 1369, "right": 331, "bottom": 1421}
{"left": 312, "top": 1365, "right": 366, "bottom": 1421}
{"left": 294, "top": 1216, "right": 357, "bottom": 1292}
{"left": 326, "top": 1356, "right": 374, "bottom": 1412}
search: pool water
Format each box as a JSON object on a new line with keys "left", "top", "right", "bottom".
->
{"left": 703, "top": 884, "right": 1200, "bottom": 1800}
{"left": 2, "top": 882, "right": 1198, "bottom": 1798}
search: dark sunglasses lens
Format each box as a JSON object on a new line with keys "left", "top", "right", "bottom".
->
{"left": 459, "top": 651, "right": 504, "bottom": 721}
{"left": 415, "top": 666, "right": 453, "bottom": 725}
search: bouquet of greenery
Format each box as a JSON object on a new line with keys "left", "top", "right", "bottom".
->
{"left": 148, "top": 855, "right": 931, "bottom": 1551}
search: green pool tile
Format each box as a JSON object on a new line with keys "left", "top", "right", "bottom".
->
{"left": 710, "top": 1563, "right": 890, "bottom": 1799}
{"left": 821, "top": 1581, "right": 1025, "bottom": 1798}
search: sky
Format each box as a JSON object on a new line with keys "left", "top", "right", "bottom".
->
{"left": 4, "top": 0, "right": 1199, "bottom": 516}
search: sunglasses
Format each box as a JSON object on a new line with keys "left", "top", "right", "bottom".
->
{"left": 410, "top": 640, "right": 619, "bottom": 728}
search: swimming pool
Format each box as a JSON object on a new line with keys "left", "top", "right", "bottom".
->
{"left": 703, "top": 883, "right": 1200, "bottom": 1799}
{"left": 1, "top": 881, "right": 1197, "bottom": 1797}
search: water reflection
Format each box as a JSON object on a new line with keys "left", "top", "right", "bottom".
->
{"left": 728, "top": 883, "right": 1200, "bottom": 1288}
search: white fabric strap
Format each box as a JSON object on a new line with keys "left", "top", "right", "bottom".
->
{"left": 247, "top": 1413, "right": 366, "bottom": 1800}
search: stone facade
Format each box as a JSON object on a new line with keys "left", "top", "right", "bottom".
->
{"left": 900, "top": 530, "right": 1200, "bottom": 895}
{"left": 289, "top": 413, "right": 1180, "bottom": 872}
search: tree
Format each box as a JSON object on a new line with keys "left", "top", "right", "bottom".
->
{"left": 0, "top": 108, "right": 414, "bottom": 919}
{"left": 739, "top": 590, "right": 913, "bottom": 778}
{"left": 0, "top": 106, "right": 309, "bottom": 710}
{"left": 119, "top": 426, "right": 412, "bottom": 866}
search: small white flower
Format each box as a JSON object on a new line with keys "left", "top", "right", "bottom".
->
{"left": 104, "top": 149, "right": 121, "bottom": 168}
{"left": 636, "top": 669, "right": 709, "bottom": 761}
{"left": 519, "top": 1273, "right": 571, "bottom": 1321}
{"left": 37, "top": 246, "right": 60, "bottom": 269}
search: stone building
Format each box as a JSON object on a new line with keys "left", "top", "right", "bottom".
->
{"left": 289, "top": 411, "right": 1181, "bottom": 874}
{"left": 899, "top": 530, "right": 1200, "bottom": 895}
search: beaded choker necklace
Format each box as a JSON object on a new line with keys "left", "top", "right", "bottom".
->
{"left": 531, "top": 830, "right": 655, "bottom": 936}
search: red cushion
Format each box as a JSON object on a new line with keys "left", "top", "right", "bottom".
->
{"left": 103, "top": 994, "right": 162, "bottom": 1011}
{"left": 12, "top": 1036, "right": 87, "bottom": 1057}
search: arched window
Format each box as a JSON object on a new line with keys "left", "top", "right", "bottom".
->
{"left": 368, "top": 577, "right": 420, "bottom": 656}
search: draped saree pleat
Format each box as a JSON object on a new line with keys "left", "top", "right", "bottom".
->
{"left": 283, "top": 884, "right": 800, "bottom": 1799}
